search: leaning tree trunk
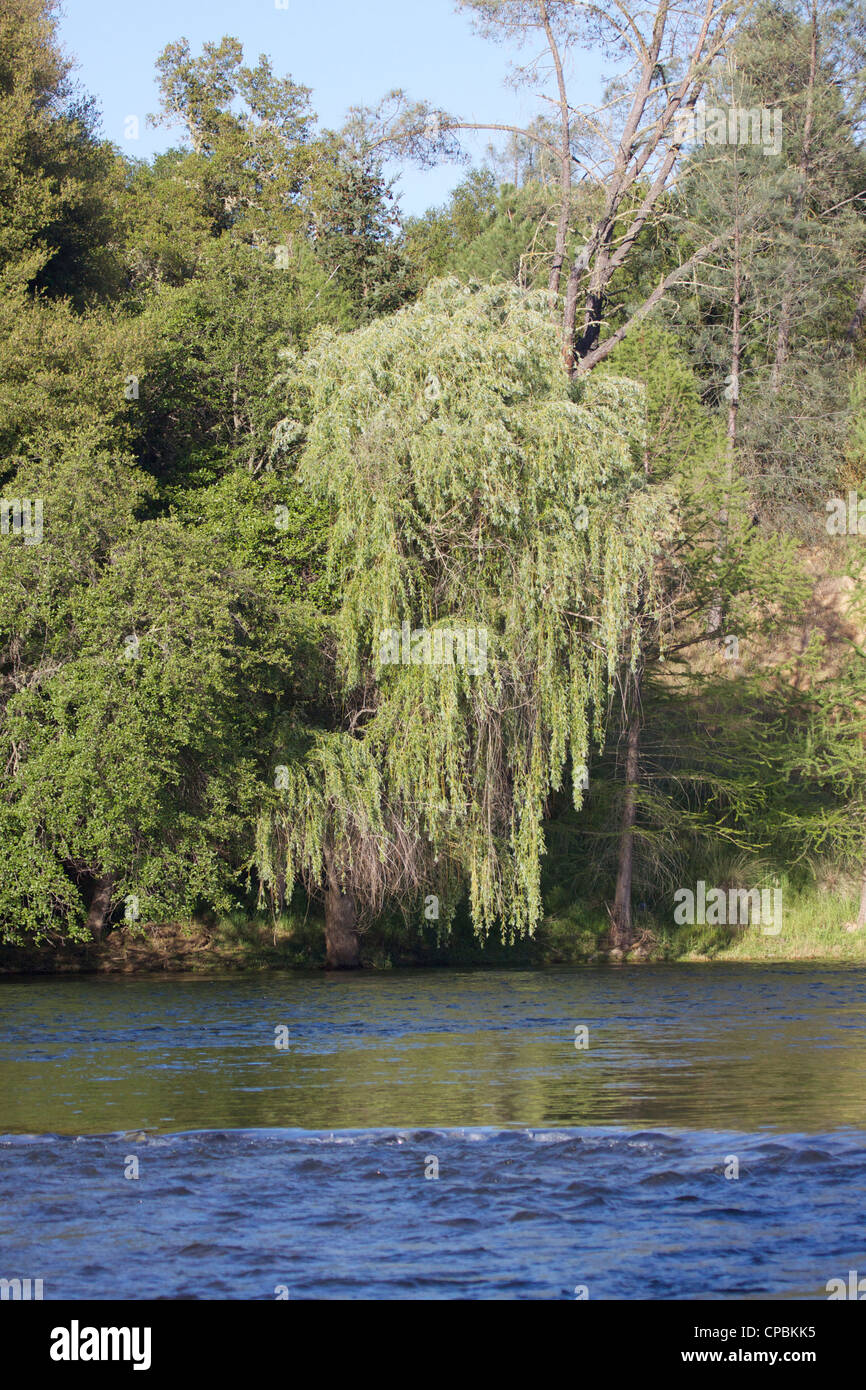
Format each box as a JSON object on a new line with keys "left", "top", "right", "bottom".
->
{"left": 609, "top": 708, "right": 641, "bottom": 952}
{"left": 322, "top": 848, "right": 361, "bottom": 969}
{"left": 86, "top": 873, "right": 114, "bottom": 943}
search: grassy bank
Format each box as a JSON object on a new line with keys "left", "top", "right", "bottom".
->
{"left": 545, "top": 884, "right": 866, "bottom": 963}
{"left": 1, "top": 883, "right": 864, "bottom": 974}
{"left": 663, "top": 887, "right": 866, "bottom": 962}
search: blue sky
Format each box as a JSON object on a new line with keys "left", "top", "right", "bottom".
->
{"left": 58, "top": 0, "right": 524, "bottom": 216}
{"left": 56, "top": 0, "right": 601, "bottom": 218}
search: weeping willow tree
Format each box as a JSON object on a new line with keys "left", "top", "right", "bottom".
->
{"left": 259, "top": 278, "right": 669, "bottom": 965}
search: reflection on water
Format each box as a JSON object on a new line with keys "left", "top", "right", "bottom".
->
{"left": 2, "top": 964, "right": 866, "bottom": 1299}
{"left": 1, "top": 963, "right": 865, "bottom": 1134}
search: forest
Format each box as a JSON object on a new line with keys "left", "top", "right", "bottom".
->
{"left": 1, "top": 0, "right": 865, "bottom": 971}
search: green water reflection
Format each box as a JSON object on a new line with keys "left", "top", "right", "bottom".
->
{"left": 1, "top": 964, "right": 864, "bottom": 1134}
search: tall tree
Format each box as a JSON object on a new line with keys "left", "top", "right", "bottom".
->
{"left": 0, "top": 0, "right": 122, "bottom": 303}
{"left": 0, "top": 439, "right": 305, "bottom": 944}
{"left": 151, "top": 36, "right": 316, "bottom": 245}
{"left": 362, "top": 0, "right": 756, "bottom": 372}
{"left": 261, "top": 280, "right": 667, "bottom": 964}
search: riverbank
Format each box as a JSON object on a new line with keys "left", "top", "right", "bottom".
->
{"left": 1, "top": 885, "right": 864, "bottom": 974}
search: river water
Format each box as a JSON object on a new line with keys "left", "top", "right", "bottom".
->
{"left": 1, "top": 964, "right": 865, "bottom": 1298}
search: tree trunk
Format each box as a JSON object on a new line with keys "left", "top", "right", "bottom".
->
{"left": 232, "top": 362, "right": 242, "bottom": 436}
{"left": 573, "top": 220, "right": 615, "bottom": 367}
{"left": 562, "top": 261, "right": 582, "bottom": 373}
{"left": 770, "top": 0, "right": 817, "bottom": 391}
{"left": 86, "top": 874, "right": 114, "bottom": 943}
{"left": 846, "top": 277, "right": 866, "bottom": 346}
{"left": 610, "top": 708, "right": 641, "bottom": 952}
{"left": 541, "top": 0, "right": 572, "bottom": 305}
{"left": 708, "top": 215, "right": 741, "bottom": 635}
{"left": 323, "top": 850, "right": 361, "bottom": 969}
{"left": 857, "top": 855, "right": 866, "bottom": 929}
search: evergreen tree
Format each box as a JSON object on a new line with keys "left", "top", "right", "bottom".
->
{"left": 0, "top": 0, "right": 122, "bottom": 303}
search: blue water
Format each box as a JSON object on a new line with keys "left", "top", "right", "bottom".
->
{"left": 1, "top": 965, "right": 865, "bottom": 1298}
{"left": 2, "top": 1127, "right": 866, "bottom": 1299}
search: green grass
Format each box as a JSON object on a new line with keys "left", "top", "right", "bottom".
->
{"left": 661, "top": 887, "right": 866, "bottom": 962}
{"left": 3, "top": 883, "right": 864, "bottom": 973}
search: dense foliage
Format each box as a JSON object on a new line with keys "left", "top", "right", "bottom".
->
{"left": 1, "top": 0, "right": 864, "bottom": 962}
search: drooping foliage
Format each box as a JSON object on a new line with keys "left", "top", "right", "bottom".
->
{"left": 2, "top": 0, "right": 866, "bottom": 958}
{"left": 259, "top": 279, "right": 670, "bottom": 936}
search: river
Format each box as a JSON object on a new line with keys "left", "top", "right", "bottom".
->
{"left": 1, "top": 963, "right": 865, "bottom": 1298}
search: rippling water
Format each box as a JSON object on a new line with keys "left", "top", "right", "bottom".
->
{"left": 1, "top": 964, "right": 865, "bottom": 1298}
